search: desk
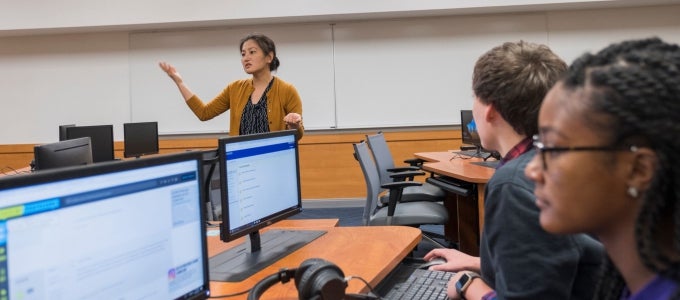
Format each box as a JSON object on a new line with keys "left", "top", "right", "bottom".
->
{"left": 414, "top": 152, "right": 495, "bottom": 255}
{"left": 207, "top": 219, "right": 421, "bottom": 299}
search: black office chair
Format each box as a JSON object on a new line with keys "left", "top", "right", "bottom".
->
{"left": 353, "top": 141, "right": 449, "bottom": 247}
{"left": 365, "top": 132, "right": 446, "bottom": 203}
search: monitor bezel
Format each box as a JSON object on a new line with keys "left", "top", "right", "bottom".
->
{"left": 65, "top": 124, "right": 115, "bottom": 162}
{"left": 58, "top": 124, "right": 76, "bottom": 141}
{"left": 123, "top": 121, "right": 160, "bottom": 158}
{"left": 33, "top": 136, "right": 93, "bottom": 171}
{"left": 460, "top": 109, "right": 482, "bottom": 147}
{"left": 0, "top": 151, "right": 211, "bottom": 300}
{"left": 217, "top": 130, "right": 302, "bottom": 243}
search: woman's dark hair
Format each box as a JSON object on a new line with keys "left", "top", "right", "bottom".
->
{"left": 239, "top": 33, "right": 280, "bottom": 71}
{"left": 562, "top": 37, "right": 680, "bottom": 299}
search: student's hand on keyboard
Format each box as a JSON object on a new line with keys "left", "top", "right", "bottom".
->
{"left": 423, "top": 248, "right": 481, "bottom": 272}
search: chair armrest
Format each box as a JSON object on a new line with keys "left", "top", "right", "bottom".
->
{"left": 389, "top": 170, "right": 425, "bottom": 182}
{"left": 386, "top": 166, "right": 420, "bottom": 172}
{"left": 381, "top": 181, "right": 422, "bottom": 217}
{"left": 381, "top": 181, "right": 422, "bottom": 189}
{"left": 404, "top": 158, "right": 425, "bottom": 167}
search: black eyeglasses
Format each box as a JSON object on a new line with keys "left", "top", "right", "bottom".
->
{"left": 532, "top": 134, "right": 638, "bottom": 170}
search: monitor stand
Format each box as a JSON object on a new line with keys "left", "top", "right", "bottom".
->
{"left": 209, "top": 229, "right": 327, "bottom": 282}
{"left": 457, "top": 146, "right": 491, "bottom": 159}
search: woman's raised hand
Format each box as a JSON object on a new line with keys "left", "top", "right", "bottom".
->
{"left": 159, "top": 61, "right": 183, "bottom": 84}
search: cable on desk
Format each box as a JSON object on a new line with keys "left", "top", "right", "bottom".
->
{"left": 346, "top": 275, "right": 383, "bottom": 299}
{"left": 449, "top": 153, "right": 473, "bottom": 161}
{"left": 1, "top": 166, "right": 30, "bottom": 176}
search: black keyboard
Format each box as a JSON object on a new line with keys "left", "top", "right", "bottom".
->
{"left": 383, "top": 268, "right": 453, "bottom": 300}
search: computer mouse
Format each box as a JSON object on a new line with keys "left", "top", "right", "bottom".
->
{"left": 419, "top": 257, "right": 447, "bottom": 269}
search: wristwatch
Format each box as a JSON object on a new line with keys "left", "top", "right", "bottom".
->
{"left": 455, "top": 271, "right": 481, "bottom": 300}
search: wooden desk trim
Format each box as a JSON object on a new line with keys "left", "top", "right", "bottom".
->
{"left": 414, "top": 151, "right": 494, "bottom": 183}
{"left": 207, "top": 221, "right": 420, "bottom": 299}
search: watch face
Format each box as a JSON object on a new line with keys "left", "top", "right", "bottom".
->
{"left": 456, "top": 274, "right": 470, "bottom": 289}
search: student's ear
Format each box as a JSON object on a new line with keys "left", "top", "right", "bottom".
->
{"left": 483, "top": 102, "right": 498, "bottom": 123}
{"left": 627, "top": 147, "right": 657, "bottom": 194}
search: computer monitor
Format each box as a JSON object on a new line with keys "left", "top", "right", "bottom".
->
{"left": 33, "top": 137, "right": 93, "bottom": 171}
{"left": 460, "top": 110, "right": 481, "bottom": 149}
{"left": 123, "top": 121, "right": 159, "bottom": 158}
{"left": 209, "top": 130, "right": 325, "bottom": 282}
{"left": 459, "top": 110, "right": 489, "bottom": 158}
{"left": 58, "top": 124, "right": 75, "bottom": 141}
{"left": 460, "top": 110, "right": 501, "bottom": 162}
{"left": 0, "top": 152, "right": 210, "bottom": 300}
{"left": 66, "top": 125, "right": 115, "bottom": 163}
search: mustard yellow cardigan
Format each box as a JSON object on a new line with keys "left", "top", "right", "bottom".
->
{"left": 185, "top": 77, "right": 304, "bottom": 139}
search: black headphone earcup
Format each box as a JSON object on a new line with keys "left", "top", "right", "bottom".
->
{"left": 296, "top": 258, "right": 346, "bottom": 300}
{"left": 295, "top": 258, "right": 325, "bottom": 292}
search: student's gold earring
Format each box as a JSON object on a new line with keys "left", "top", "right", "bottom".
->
{"left": 627, "top": 186, "right": 639, "bottom": 198}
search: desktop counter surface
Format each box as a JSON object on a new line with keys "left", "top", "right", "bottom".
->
{"left": 415, "top": 151, "right": 495, "bottom": 183}
{"left": 206, "top": 219, "right": 421, "bottom": 299}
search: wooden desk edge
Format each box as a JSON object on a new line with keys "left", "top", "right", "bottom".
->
{"left": 208, "top": 224, "right": 421, "bottom": 299}
{"left": 415, "top": 151, "right": 494, "bottom": 183}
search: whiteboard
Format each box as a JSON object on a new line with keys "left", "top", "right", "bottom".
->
{"left": 130, "top": 15, "right": 548, "bottom": 133}
{"left": 127, "top": 6, "right": 680, "bottom": 134}
{"left": 333, "top": 14, "right": 547, "bottom": 128}
{"left": 4, "top": 5, "right": 679, "bottom": 144}
{"left": 129, "top": 23, "right": 336, "bottom": 134}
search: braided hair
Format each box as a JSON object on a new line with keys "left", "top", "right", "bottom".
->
{"left": 562, "top": 37, "right": 680, "bottom": 299}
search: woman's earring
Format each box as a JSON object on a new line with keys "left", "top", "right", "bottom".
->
{"left": 627, "top": 186, "right": 639, "bottom": 198}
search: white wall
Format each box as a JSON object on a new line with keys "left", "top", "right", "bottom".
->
{"left": 0, "top": 32, "right": 131, "bottom": 143}
{"left": 1, "top": 3, "right": 679, "bottom": 144}
{"left": 2, "top": 0, "right": 674, "bottom": 34}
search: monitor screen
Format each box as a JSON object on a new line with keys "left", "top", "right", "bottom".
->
{"left": 209, "top": 130, "right": 325, "bottom": 282}
{"left": 219, "top": 130, "right": 302, "bottom": 241}
{"left": 461, "top": 110, "right": 481, "bottom": 147}
{"left": 66, "top": 125, "right": 115, "bottom": 163}
{"left": 0, "top": 152, "right": 210, "bottom": 300}
{"left": 58, "top": 124, "right": 75, "bottom": 141}
{"left": 33, "top": 137, "right": 93, "bottom": 171}
{"left": 124, "top": 121, "right": 160, "bottom": 158}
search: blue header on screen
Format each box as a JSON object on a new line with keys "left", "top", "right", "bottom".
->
{"left": 225, "top": 142, "right": 295, "bottom": 160}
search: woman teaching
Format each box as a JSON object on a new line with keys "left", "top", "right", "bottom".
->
{"left": 159, "top": 33, "right": 304, "bottom": 139}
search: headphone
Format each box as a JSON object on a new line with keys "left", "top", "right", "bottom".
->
{"left": 247, "top": 258, "right": 379, "bottom": 300}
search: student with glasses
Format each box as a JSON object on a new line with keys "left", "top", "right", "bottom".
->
{"left": 525, "top": 37, "right": 680, "bottom": 299}
{"left": 423, "top": 41, "right": 603, "bottom": 300}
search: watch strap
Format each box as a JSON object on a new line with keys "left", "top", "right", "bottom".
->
{"left": 455, "top": 271, "right": 481, "bottom": 300}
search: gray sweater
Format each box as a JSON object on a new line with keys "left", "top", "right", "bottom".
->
{"left": 479, "top": 148, "right": 603, "bottom": 299}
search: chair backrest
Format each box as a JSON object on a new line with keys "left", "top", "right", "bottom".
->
{"left": 366, "top": 132, "right": 397, "bottom": 185}
{"left": 353, "top": 141, "right": 382, "bottom": 226}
